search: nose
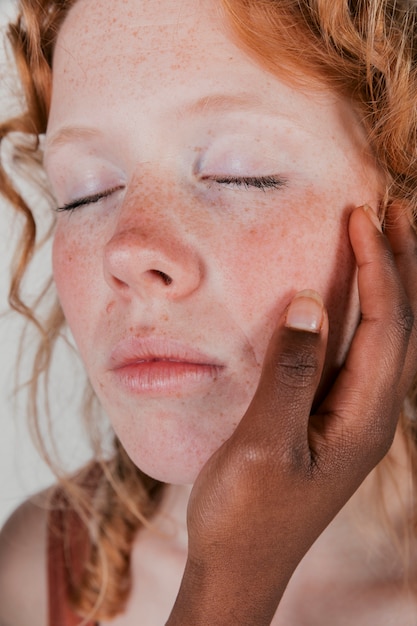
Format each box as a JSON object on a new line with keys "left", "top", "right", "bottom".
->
{"left": 103, "top": 216, "right": 203, "bottom": 301}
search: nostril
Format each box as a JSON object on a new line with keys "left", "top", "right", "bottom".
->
{"left": 152, "top": 270, "right": 173, "bottom": 286}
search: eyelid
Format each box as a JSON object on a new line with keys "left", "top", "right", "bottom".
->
{"left": 54, "top": 174, "right": 287, "bottom": 213}
{"left": 55, "top": 185, "right": 125, "bottom": 212}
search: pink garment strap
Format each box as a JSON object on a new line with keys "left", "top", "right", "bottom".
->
{"left": 47, "top": 486, "right": 98, "bottom": 626}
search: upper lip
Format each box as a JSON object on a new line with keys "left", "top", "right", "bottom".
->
{"left": 109, "top": 336, "right": 224, "bottom": 370}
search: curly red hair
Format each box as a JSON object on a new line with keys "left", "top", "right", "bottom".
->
{"left": 1, "top": 0, "right": 417, "bottom": 620}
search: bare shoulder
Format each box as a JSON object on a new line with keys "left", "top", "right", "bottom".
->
{"left": 0, "top": 489, "right": 52, "bottom": 626}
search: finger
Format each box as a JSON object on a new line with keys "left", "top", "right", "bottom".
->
{"left": 384, "top": 204, "right": 417, "bottom": 394}
{"left": 318, "top": 205, "right": 413, "bottom": 468}
{"left": 234, "top": 290, "right": 328, "bottom": 465}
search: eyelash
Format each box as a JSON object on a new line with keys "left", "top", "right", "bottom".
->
{"left": 55, "top": 185, "right": 125, "bottom": 213}
{"left": 208, "top": 175, "right": 287, "bottom": 190}
{"left": 55, "top": 176, "right": 287, "bottom": 213}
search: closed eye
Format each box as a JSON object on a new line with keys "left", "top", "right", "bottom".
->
{"left": 55, "top": 185, "right": 125, "bottom": 213}
{"left": 207, "top": 175, "right": 288, "bottom": 191}
{"left": 55, "top": 176, "right": 286, "bottom": 213}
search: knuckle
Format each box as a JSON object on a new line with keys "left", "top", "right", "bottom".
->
{"left": 279, "top": 439, "right": 313, "bottom": 476}
{"left": 392, "top": 301, "right": 414, "bottom": 338}
{"left": 347, "top": 409, "right": 396, "bottom": 468}
{"left": 272, "top": 347, "right": 321, "bottom": 389}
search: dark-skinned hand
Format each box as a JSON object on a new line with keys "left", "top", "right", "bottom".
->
{"left": 166, "top": 204, "right": 417, "bottom": 626}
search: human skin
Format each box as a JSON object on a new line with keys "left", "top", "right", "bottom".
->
{"left": 166, "top": 206, "right": 417, "bottom": 625}
{"left": 45, "top": 0, "right": 383, "bottom": 485}
{"left": 0, "top": 1, "right": 414, "bottom": 625}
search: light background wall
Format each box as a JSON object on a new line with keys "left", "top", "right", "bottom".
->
{"left": 0, "top": 0, "right": 91, "bottom": 528}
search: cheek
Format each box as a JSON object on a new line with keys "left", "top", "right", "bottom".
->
{"left": 52, "top": 223, "right": 101, "bottom": 344}
{"left": 212, "top": 195, "right": 358, "bottom": 368}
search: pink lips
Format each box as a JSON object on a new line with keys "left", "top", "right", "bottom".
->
{"left": 109, "top": 337, "right": 223, "bottom": 394}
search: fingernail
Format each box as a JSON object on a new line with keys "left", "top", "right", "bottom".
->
{"left": 285, "top": 290, "right": 324, "bottom": 333}
{"left": 362, "top": 204, "right": 383, "bottom": 232}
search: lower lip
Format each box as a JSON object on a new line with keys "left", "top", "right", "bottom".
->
{"left": 111, "top": 360, "right": 221, "bottom": 395}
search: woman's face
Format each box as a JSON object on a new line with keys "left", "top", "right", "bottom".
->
{"left": 45, "top": 0, "right": 382, "bottom": 483}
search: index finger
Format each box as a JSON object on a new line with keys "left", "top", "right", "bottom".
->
{"left": 317, "top": 205, "right": 415, "bottom": 470}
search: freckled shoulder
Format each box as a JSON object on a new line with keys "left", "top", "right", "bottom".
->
{"left": 0, "top": 490, "right": 51, "bottom": 626}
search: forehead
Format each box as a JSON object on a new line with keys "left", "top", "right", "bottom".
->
{"left": 47, "top": 0, "right": 371, "bottom": 168}
{"left": 54, "top": 0, "right": 240, "bottom": 89}
{"left": 51, "top": 0, "right": 335, "bottom": 124}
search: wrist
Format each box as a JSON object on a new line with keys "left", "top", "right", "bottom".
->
{"left": 166, "top": 555, "right": 288, "bottom": 626}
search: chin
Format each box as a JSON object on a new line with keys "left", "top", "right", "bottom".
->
{"left": 135, "top": 459, "right": 200, "bottom": 486}
{"left": 119, "top": 436, "right": 214, "bottom": 486}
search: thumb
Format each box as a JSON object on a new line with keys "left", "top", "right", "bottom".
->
{"left": 234, "top": 290, "right": 329, "bottom": 463}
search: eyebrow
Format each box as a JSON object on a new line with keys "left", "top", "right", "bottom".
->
{"left": 44, "top": 126, "right": 103, "bottom": 155}
{"left": 179, "top": 92, "right": 266, "bottom": 117}
{"left": 44, "top": 92, "right": 281, "bottom": 156}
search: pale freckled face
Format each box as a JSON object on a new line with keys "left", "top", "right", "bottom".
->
{"left": 46, "top": 0, "right": 383, "bottom": 483}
